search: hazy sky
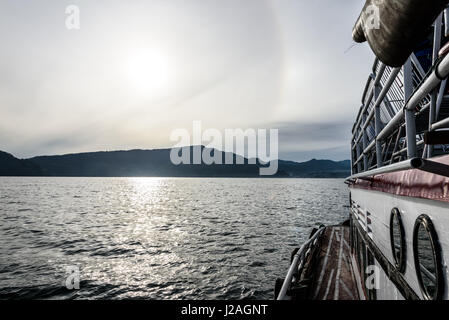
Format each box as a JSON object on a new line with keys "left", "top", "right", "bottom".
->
{"left": 0, "top": 0, "right": 374, "bottom": 161}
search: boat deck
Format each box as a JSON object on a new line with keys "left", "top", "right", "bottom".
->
{"left": 309, "top": 226, "right": 361, "bottom": 300}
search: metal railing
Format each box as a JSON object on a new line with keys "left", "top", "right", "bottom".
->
{"left": 347, "top": 157, "right": 449, "bottom": 180}
{"left": 277, "top": 227, "right": 325, "bottom": 300}
{"left": 350, "top": 8, "right": 449, "bottom": 178}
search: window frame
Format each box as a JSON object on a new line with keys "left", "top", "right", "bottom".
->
{"left": 413, "top": 214, "right": 444, "bottom": 300}
{"left": 389, "top": 208, "right": 406, "bottom": 273}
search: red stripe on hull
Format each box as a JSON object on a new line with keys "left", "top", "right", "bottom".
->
{"left": 349, "top": 155, "right": 449, "bottom": 203}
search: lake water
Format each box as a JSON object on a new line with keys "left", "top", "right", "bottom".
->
{"left": 0, "top": 177, "right": 348, "bottom": 300}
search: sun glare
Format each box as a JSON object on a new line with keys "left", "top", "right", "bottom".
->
{"left": 124, "top": 49, "right": 172, "bottom": 96}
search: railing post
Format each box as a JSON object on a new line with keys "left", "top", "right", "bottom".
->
{"left": 362, "top": 112, "right": 369, "bottom": 170}
{"left": 445, "top": 8, "right": 449, "bottom": 37}
{"left": 404, "top": 58, "right": 417, "bottom": 158}
{"left": 277, "top": 228, "right": 325, "bottom": 300}
{"left": 351, "top": 141, "right": 355, "bottom": 174}
{"left": 433, "top": 14, "right": 443, "bottom": 62}
{"left": 374, "top": 82, "right": 383, "bottom": 167}
{"left": 429, "top": 90, "right": 438, "bottom": 159}
{"left": 428, "top": 14, "right": 443, "bottom": 158}
{"left": 356, "top": 141, "right": 362, "bottom": 173}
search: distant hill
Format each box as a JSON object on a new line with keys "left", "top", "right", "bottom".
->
{"left": 29, "top": 147, "right": 268, "bottom": 177}
{"left": 278, "top": 159, "right": 351, "bottom": 178}
{"left": 0, "top": 148, "right": 350, "bottom": 178}
{"left": 0, "top": 151, "right": 42, "bottom": 176}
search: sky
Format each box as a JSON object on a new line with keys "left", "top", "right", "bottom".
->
{"left": 0, "top": 0, "right": 374, "bottom": 162}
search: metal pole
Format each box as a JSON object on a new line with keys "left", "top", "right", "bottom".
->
{"left": 362, "top": 112, "right": 369, "bottom": 170}
{"left": 403, "top": 58, "right": 417, "bottom": 158}
{"left": 428, "top": 14, "right": 443, "bottom": 158}
{"left": 431, "top": 116, "right": 449, "bottom": 130}
{"left": 356, "top": 142, "right": 362, "bottom": 173}
{"left": 390, "top": 127, "right": 403, "bottom": 165}
{"left": 436, "top": 79, "right": 447, "bottom": 117}
{"left": 277, "top": 228, "right": 325, "bottom": 300}
{"left": 405, "top": 51, "right": 449, "bottom": 111}
{"left": 445, "top": 8, "right": 449, "bottom": 37}
{"left": 428, "top": 90, "right": 437, "bottom": 158}
{"left": 374, "top": 84, "right": 383, "bottom": 167}
{"left": 350, "top": 141, "right": 354, "bottom": 174}
{"left": 347, "top": 158, "right": 421, "bottom": 180}
{"left": 433, "top": 14, "right": 443, "bottom": 62}
{"left": 347, "top": 157, "right": 449, "bottom": 180}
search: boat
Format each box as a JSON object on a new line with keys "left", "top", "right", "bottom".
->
{"left": 275, "top": 1, "right": 449, "bottom": 300}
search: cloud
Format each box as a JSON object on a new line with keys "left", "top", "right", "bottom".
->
{"left": 267, "top": 120, "right": 352, "bottom": 161}
{"left": 0, "top": 1, "right": 372, "bottom": 161}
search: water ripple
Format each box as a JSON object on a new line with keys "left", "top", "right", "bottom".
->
{"left": 0, "top": 177, "right": 348, "bottom": 299}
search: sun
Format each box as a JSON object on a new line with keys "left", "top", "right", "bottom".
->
{"left": 124, "top": 49, "right": 172, "bottom": 96}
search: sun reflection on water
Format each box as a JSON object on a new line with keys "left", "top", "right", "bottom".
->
{"left": 0, "top": 178, "right": 349, "bottom": 299}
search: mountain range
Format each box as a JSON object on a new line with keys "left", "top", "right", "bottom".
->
{"left": 0, "top": 148, "right": 350, "bottom": 178}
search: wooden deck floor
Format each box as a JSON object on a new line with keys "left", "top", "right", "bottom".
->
{"left": 309, "top": 226, "right": 361, "bottom": 300}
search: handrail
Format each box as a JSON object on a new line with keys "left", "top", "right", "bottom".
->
{"left": 347, "top": 157, "right": 449, "bottom": 180}
{"left": 349, "top": 158, "right": 419, "bottom": 180}
{"left": 353, "top": 67, "right": 401, "bottom": 145}
{"left": 355, "top": 53, "right": 449, "bottom": 162}
{"left": 276, "top": 227, "right": 325, "bottom": 300}
{"left": 352, "top": 65, "right": 387, "bottom": 135}
{"left": 351, "top": 10, "right": 449, "bottom": 177}
{"left": 406, "top": 53, "right": 449, "bottom": 111}
{"left": 431, "top": 117, "right": 449, "bottom": 130}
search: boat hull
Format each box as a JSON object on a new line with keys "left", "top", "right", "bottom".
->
{"left": 349, "top": 186, "right": 449, "bottom": 299}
